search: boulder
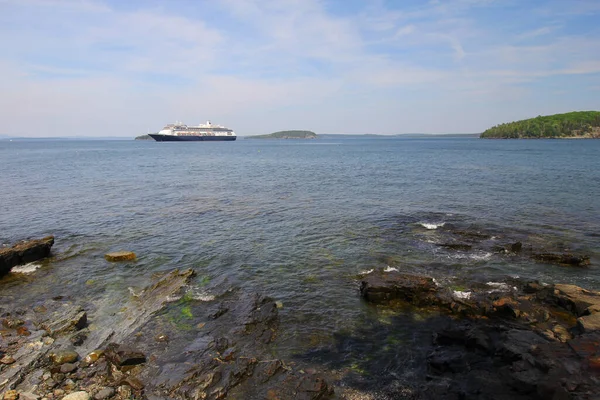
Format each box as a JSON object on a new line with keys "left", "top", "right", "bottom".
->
{"left": 542, "top": 284, "right": 600, "bottom": 317}
{"left": 104, "top": 251, "right": 136, "bottom": 262}
{"left": 360, "top": 270, "right": 438, "bottom": 305}
{"left": 0, "top": 236, "right": 54, "bottom": 276}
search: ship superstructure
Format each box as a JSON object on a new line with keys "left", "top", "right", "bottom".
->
{"left": 149, "top": 121, "right": 236, "bottom": 141}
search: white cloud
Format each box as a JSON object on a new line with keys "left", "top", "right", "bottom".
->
{"left": 0, "top": 0, "right": 599, "bottom": 136}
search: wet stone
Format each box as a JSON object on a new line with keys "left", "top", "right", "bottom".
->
{"left": 93, "top": 388, "right": 114, "bottom": 400}
{"left": 3, "top": 390, "right": 19, "bottom": 400}
{"left": 49, "top": 350, "right": 79, "bottom": 365}
{"left": 104, "top": 343, "right": 146, "bottom": 367}
{"left": 532, "top": 253, "right": 591, "bottom": 267}
{"left": 60, "top": 363, "right": 77, "bottom": 373}
{"left": 61, "top": 392, "right": 89, "bottom": 400}
{"left": 104, "top": 251, "right": 136, "bottom": 262}
{"left": 1, "top": 354, "right": 16, "bottom": 364}
{"left": 360, "top": 270, "right": 438, "bottom": 305}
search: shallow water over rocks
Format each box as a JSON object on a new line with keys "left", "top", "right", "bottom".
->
{"left": 1, "top": 138, "right": 600, "bottom": 398}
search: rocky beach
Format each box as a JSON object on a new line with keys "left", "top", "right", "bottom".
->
{"left": 1, "top": 234, "right": 599, "bottom": 400}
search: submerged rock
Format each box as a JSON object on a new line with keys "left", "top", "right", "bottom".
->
{"left": 0, "top": 236, "right": 54, "bottom": 276}
{"left": 103, "top": 251, "right": 136, "bottom": 262}
{"left": 532, "top": 252, "right": 591, "bottom": 266}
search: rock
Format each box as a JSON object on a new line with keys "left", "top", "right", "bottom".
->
{"left": 543, "top": 284, "right": 600, "bottom": 316}
{"left": 437, "top": 243, "right": 472, "bottom": 251}
{"left": 494, "top": 242, "right": 523, "bottom": 254}
{"left": 551, "top": 325, "right": 572, "bottom": 342}
{"left": 18, "top": 393, "right": 39, "bottom": 400}
{"left": 360, "top": 270, "right": 438, "bottom": 305}
{"left": 82, "top": 350, "right": 103, "bottom": 365}
{"left": 122, "top": 376, "right": 144, "bottom": 390}
{"left": 0, "top": 355, "right": 16, "bottom": 364}
{"left": 49, "top": 350, "right": 79, "bottom": 365}
{"left": 104, "top": 251, "right": 136, "bottom": 262}
{"left": 3, "top": 390, "right": 19, "bottom": 400}
{"left": 578, "top": 313, "right": 600, "bottom": 333}
{"left": 532, "top": 253, "right": 590, "bottom": 266}
{"left": 499, "top": 330, "right": 549, "bottom": 361}
{"left": 40, "top": 307, "right": 87, "bottom": 337}
{"left": 93, "top": 388, "right": 114, "bottom": 400}
{"left": 104, "top": 343, "right": 146, "bottom": 368}
{"left": 60, "top": 363, "right": 77, "bottom": 373}
{"left": 61, "top": 392, "right": 89, "bottom": 400}
{"left": 0, "top": 236, "right": 54, "bottom": 276}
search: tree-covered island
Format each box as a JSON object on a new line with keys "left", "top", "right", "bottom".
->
{"left": 134, "top": 134, "right": 153, "bottom": 140}
{"left": 245, "top": 130, "right": 317, "bottom": 139}
{"left": 480, "top": 111, "right": 600, "bottom": 139}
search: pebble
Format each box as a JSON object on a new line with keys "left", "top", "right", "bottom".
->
{"left": 93, "top": 388, "right": 114, "bottom": 400}
{"left": 19, "top": 393, "right": 40, "bottom": 400}
{"left": 60, "top": 363, "right": 77, "bottom": 374}
{"left": 82, "top": 350, "right": 103, "bottom": 365}
{"left": 116, "top": 385, "right": 132, "bottom": 398}
{"left": 3, "top": 390, "right": 19, "bottom": 400}
{"left": 49, "top": 350, "right": 79, "bottom": 365}
{"left": 154, "top": 333, "right": 169, "bottom": 342}
{"left": 0, "top": 355, "right": 16, "bottom": 364}
{"left": 61, "top": 392, "right": 89, "bottom": 400}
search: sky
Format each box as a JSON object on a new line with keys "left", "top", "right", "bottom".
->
{"left": 0, "top": 0, "right": 599, "bottom": 137}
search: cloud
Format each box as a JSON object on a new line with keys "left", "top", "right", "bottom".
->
{"left": 0, "top": 0, "right": 599, "bottom": 136}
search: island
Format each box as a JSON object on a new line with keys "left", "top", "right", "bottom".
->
{"left": 134, "top": 134, "right": 153, "bottom": 140}
{"left": 245, "top": 130, "right": 317, "bottom": 139}
{"left": 480, "top": 111, "right": 600, "bottom": 139}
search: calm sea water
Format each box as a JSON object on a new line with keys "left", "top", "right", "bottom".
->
{"left": 1, "top": 136, "right": 599, "bottom": 362}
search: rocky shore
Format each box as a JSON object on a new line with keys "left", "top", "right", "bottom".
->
{"left": 0, "top": 237, "right": 54, "bottom": 277}
{"left": 357, "top": 270, "right": 600, "bottom": 399}
{"left": 1, "top": 236, "right": 599, "bottom": 399}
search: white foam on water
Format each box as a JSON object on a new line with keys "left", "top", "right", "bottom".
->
{"left": 188, "top": 287, "right": 216, "bottom": 302}
{"left": 485, "top": 282, "right": 517, "bottom": 292}
{"left": 384, "top": 266, "right": 398, "bottom": 272}
{"left": 359, "top": 269, "right": 374, "bottom": 275}
{"left": 165, "top": 295, "right": 182, "bottom": 302}
{"left": 453, "top": 290, "right": 472, "bottom": 300}
{"left": 470, "top": 252, "right": 492, "bottom": 261}
{"left": 11, "top": 262, "right": 42, "bottom": 274}
{"left": 419, "top": 222, "right": 445, "bottom": 230}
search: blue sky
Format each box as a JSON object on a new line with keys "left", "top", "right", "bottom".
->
{"left": 1, "top": 0, "right": 599, "bottom": 137}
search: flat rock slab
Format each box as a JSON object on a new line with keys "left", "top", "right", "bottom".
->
{"left": 104, "top": 251, "right": 136, "bottom": 262}
{"left": 0, "top": 236, "right": 54, "bottom": 276}
{"left": 547, "top": 284, "right": 600, "bottom": 317}
{"left": 360, "top": 270, "right": 438, "bottom": 305}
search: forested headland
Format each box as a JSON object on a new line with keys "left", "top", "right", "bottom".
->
{"left": 480, "top": 111, "right": 600, "bottom": 139}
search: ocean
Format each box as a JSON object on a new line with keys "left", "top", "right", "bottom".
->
{"left": 1, "top": 136, "right": 599, "bottom": 384}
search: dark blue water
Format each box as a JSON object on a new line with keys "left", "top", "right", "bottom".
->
{"left": 1, "top": 137, "right": 599, "bottom": 358}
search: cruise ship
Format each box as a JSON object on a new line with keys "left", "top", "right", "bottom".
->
{"left": 149, "top": 121, "right": 236, "bottom": 141}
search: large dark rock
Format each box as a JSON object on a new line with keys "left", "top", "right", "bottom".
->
{"left": 0, "top": 236, "right": 54, "bottom": 276}
{"left": 532, "top": 252, "right": 590, "bottom": 266}
{"left": 359, "top": 270, "right": 438, "bottom": 305}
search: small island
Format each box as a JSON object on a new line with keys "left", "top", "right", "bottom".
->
{"left": 245, "top": 130, "right": 317, "bottom": 139}
{"left": 480, "top": 111, "right": 600, "bottom": 139}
